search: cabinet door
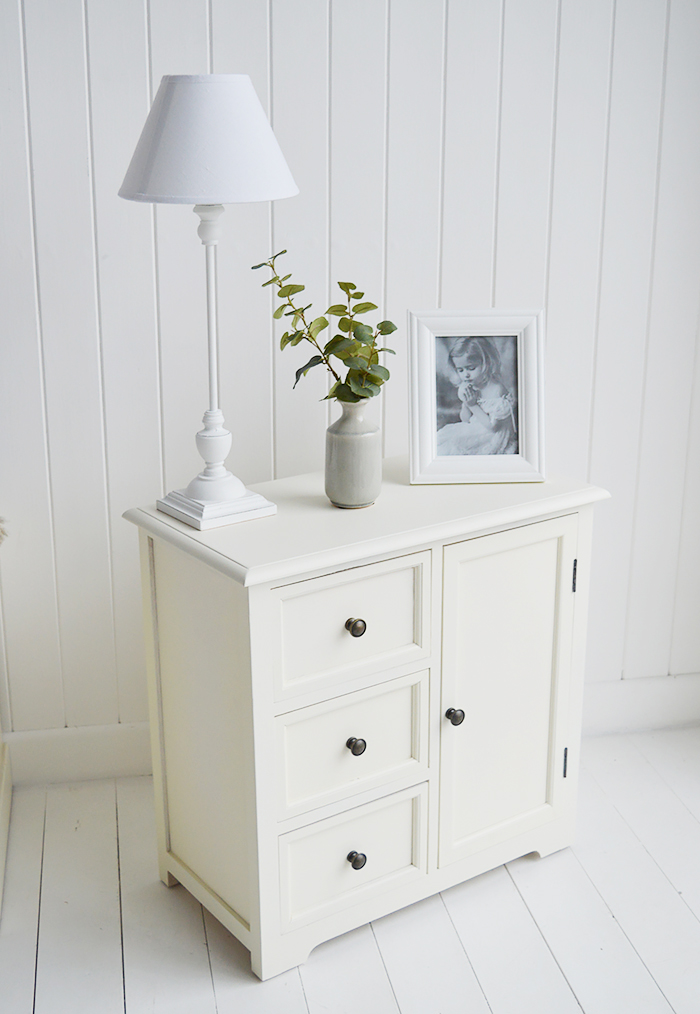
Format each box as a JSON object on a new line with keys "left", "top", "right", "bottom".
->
{"left": 439, "top": 515, "right": 577, "bottom": 867}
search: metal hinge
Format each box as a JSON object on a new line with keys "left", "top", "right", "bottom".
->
{"left": 563, "top": 747, "right": 569, "bottom": 778}
{"left": 572, "top": 559, "right": 578, "bottom": 592}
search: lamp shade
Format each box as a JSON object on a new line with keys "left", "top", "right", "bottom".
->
{"left": 119, "top": 74, "right": 298, "bottom": 204}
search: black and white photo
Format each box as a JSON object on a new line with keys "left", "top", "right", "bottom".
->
{"left": 435, "top": 335, "right": 519, "bottom": 456}
{"left": 408, "top": 310, "right": 545, "bottom": 484}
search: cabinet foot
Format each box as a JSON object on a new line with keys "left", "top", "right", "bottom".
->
{"left": 160, "top": 866, "right": 179, "bottom": 887}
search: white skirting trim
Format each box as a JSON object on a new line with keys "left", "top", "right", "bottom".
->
{"left": 4, "top": 722, "right": 152, "bottom": 786}
{"left": 0, "top": 740, "right": 12, "bottom": 913}
{"left": 583, "top": 672, "right": 700, "bottom": 735}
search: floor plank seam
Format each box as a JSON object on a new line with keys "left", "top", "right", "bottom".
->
{"left": 200, "top": 903, "right": 219, "bottom": 1014}
{"left": 295, "top": 963, "right": 310, "bottom": 1014}
{"left": 114, "top": 780, "right": 127, "bottom": 1014}
{"left": 31, "top": 788, "right": 48, "bottom": 1014}
{"left": 369, "top": 920, "right": 403, "bottom": 1014}
{"left": 629, "top": 732, "right": 700, "bottom": 826}
{"left": 437, "top": 891, "right": 495, "bottom": 1014}
{"left": 502, "top": 861, "right": 585, "bottom": 1014}
{"left": 566, "top": 845, "right": 677, "bottom": 1012}
{"left": 581, "top": 760, "right": 700, "bottom": 928}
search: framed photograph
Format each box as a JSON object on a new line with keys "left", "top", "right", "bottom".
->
{"left": 408, "top": 309, "right": 545, "bottom": 484}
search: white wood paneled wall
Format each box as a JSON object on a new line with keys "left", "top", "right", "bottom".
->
{"left": 0, "top": 0, "right": 699, "bottom": 751}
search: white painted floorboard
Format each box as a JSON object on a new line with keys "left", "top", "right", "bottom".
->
{"left": 1, "top": 728, "right": 700, "bottom": 1013}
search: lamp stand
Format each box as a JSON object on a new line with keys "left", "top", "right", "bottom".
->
{"left": 157, "top": 204, "right": 276, "bottom": 530}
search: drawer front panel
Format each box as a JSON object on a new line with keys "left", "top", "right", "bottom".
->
{"left": 279, "top": 784, "right": 427, "bottom": 929}
{"left": 271, "top": 552, "right": 431, "bottom": 698}
{"left": 277, "top": 671, "right": 429, "bottom": 817}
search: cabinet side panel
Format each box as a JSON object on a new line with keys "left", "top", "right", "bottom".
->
{"left": 151, "top": 540, "right": 254, "bottom": 925}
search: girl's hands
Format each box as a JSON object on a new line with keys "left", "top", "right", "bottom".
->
{"left": 459, "top": 381, "right": 478, "bottom": 407}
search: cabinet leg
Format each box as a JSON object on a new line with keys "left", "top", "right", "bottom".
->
{"left": 159, "top": 860, "right": 179, "bottom": 887}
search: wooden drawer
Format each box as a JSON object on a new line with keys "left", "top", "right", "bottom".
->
{"left": 270, "top": 551, "right": 431, "bottom": 699}
{"left": 279, "top": 783, "right": 427, "bottom": 930}
{"left": 276, "top": 671, "right": 429, "bottom": 818}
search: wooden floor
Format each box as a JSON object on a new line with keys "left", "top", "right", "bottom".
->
{"left": 2, "top": 727, "right": 700, "bottom": 1013}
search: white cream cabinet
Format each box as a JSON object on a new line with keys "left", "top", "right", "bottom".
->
{"left": 125, "top": 458, "right": 607, "bottom": 980}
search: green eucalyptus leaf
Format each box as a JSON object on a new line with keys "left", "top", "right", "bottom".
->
{"left": 273, "top": 305, "right": 286, "bottom": 319}
{"left": 324, "top": 334, "right": 352, "bottom": 355}
{"left": 367, "top": 363, "right": 390, "bottom": 382}
{"left": 377, "top": 320, "right": 397, "bottom": 334}
{"left": 278, "top": 283, "right": 305, "bottom": 298}
{"left": 347, "top": 372, "right": 380, "bottom": 398}
{"left": 335, "top": 383, "right": 363, "bottom": 403}
{"left": 280, "top": 333, "right": 291, "bottom": 350}
{"left": 309, "top": 316, "right": 329, "bottom": 337}
{"left": 293, "top": 355, "right": 324, "bottom": 388}
{"left": 343, "top": 356, "right": 370, "bottom": 369}
{"left": 332, "top": 341, "right": 361, "bottom": 361}
{"left": 352, "top": 322, "right": 374, "bottom": 342}
{"left": 338, "top": 281, "right": 356, "bottom": 294}
{"left": 323, "top": 379, "right": 341, "bottom": 401}
{"left": 261, "top": 278, "right": 277, "bottom": 287}
{"left": 326, "top": 304, "right": 347, "bottom": 315}
{"left": 280, "top": 273, "right": 291, "bottom": 281}
{"left": 350, "top": 292, "right": 365, "bottom": 300}
{"left": 353, "top": 302, "right": 378, "bottom": 314}
{"left": 251, "top": 260, "right": 267, "bottom": 270}
{"left": 338, "top": 316, "right": 352, "bottom": 333}
{"left": 272, "top": 249, "right": 287, "bottom": 258}
{"left": 290, "top": 332, "right": 305, "bottom": 346}
{"left": 377, "top": 346, "right": 396, "bottom": 354}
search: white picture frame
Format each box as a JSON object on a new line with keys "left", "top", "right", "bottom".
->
{"left": 408, "top": 309, "right": 545, "bottom": 484}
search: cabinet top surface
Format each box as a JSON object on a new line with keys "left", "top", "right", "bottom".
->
{"left": 124, "top": 457, "right": 608, "bottom": 586}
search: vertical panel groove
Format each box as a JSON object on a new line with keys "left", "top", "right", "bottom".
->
{"left": 207, "top": 0, "right": 213, "bottom": 73}
{"left": 325, "top": 0, "right": 332, "bottom": 427}
{"left": 670, "top": 310, "right": 700, "bottom": 670}
{"left": 490, "top": 0, "right": 506, "bottom": 307}
{"left": 19, "top": 0, "right": 66, "bottom": 727}
{"left": 268, "top": 0, "right": 278, "bottom": 478}
{"left": 586, "top": 0, "right": 617, "bottom": 485}
{"left": 145, "top": 0, "right": 167, "bottom": 497}
{"left": 83, "top": 0, "right": 120, "bottom": 716}
{"left": 543, "top": 0, "right": 564, "bottom": 323}
{"left": 436, "top": 0, "right": 449, "bottom": 308}
{"left": 0, "top": 574, "right": 11, "bottom": 732}
{"left": 620, "top": 0, "right": 672, "bottom": 678}
{"left": 380, "top": 0, "right": 391, "bottom": 454}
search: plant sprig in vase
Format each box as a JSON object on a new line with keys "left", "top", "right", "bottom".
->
{"left": 252, "top": 250, "right": 396, "bottom": 401}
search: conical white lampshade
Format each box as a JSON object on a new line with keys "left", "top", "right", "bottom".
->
{"left": 119, "top": 74, "right": 298, "bottom": 205}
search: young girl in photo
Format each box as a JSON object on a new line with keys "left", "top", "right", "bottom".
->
{"left": 436, "top": 336, "right": 517, "bottom": 456}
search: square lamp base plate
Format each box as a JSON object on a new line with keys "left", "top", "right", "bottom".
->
{"left": 157, "top": 488, "right": 276, "bottom": 530}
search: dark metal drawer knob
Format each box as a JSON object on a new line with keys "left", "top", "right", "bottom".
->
{"left": 347, "top": 851, "right": 367, "bottom": 870}
{"left": 345, "top": 617, "right": 367, "bottom": 637}
{"left": 445, "top": 708, "right": 465, "bottom": 726}
{"left": 346, "top": 737, "right": 367, "bottom": 756}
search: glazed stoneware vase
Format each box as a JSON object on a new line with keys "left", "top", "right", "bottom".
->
{"left": 325, "top": 399, "right": 382, "bottom": 508}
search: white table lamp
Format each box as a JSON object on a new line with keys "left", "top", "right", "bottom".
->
{"left": 119, "top": 74, "right": 298, "bottom": 528}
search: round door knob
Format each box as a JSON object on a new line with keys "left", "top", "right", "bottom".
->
{"left": 347, "top": 851, "right": 367, "bottom": 870}
{"left": 346, "top": 737, "right": 367, "bottom": 756}
{"left": 345, "top": 617, "right": 367, "bottom": 637}
{"left": 445, "top": 708, "right": 465, "bottom": 726}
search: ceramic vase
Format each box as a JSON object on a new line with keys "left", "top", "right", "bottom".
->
{"left": 325, "top": 399, "right": 382, "bottom": 508}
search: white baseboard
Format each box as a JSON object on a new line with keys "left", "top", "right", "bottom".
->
{"left": 4, "top": 722, "right": 152, "bottom": 786}
{"left": 583, "top": 672, "right": 700, "bottom": 735}
{"left": 0, "top": 740, "right": 12, "bottom": 914}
